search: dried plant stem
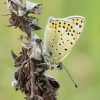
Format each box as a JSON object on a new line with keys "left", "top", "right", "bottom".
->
{"left": 30, "top": 60, "right": 36, "bottom": 98}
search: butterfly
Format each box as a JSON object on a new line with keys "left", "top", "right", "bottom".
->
{"left": 43, "top": 16, "right": 85, "bottom": 70}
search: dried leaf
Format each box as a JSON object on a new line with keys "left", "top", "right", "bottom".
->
{"left": 33, "top": 4, "right": 42, "bottom": 14}
{"left": 25, "top": 1, "right": 42, "bottom": 14}
{"left": 22, "top": 42, "right": 32, "bottom": 49}
{"left": 44, "top": 74, "right": 60, "bottom": 90}
{"left": 29, "top": 24, "right": 41, "bottom": 31}
{"left": 11, "top": 72, "right": 20, "bottom": 90}
{"left": 21, "top": 34, "right": 42, "bottom": 61}
{"left": 9, "top": 16, "right": 18, "bottom": 25}
{"left": 27, "top": 17, "right": 41, "bottom": 31}
{"left": 11, "top": 50, "right": 17, "bottom": 60}
{"left": 12, "top": 0, "right": 23, "bottom": 5}
{"left": 6, "top": 0, "right": 13, "bottom": 12}
{"left": 24, "top": 62, "right": 30, "bottom": 77}
{"left": 18, "top": 7, "right": 27, "bottom": 16}
{"left": 29, "top": 34, "right": 42, "bottom": 60}
{"left": 24, "top": 16, "right": 36, "bottom": 22}
{"left": 17, "top": 1, "right": 42, "bottom": 16}
{"left": 5, "top": 0, "right": 23, "bottom": 11}
{"left": 25, "top": 81, "right": 31, "bottom": 91}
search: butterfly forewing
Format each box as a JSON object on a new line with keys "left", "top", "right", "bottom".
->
{"left": 66, "top": 16, "right": 85, "bottom": 40}
{"left": 44, "top": 16, "right": 85, "bottom": 66}
{"left": 51, "top": 19, "right": 77, "bottom": 64}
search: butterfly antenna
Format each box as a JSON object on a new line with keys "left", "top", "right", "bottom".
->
{"left": 62, "top": 64, "right": 78, "bottom": 88}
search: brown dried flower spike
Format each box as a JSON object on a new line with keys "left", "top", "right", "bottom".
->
{"left": 3, "top": 0, "right": 60, "bottom": 100}
{"left": 4, "top": 0, "right": 42, "bottom": 37}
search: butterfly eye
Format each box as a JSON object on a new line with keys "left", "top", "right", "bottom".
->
{"left": 56, "top": 64, "right": 62, "bottom": 70}
{"left": 36, "top": 39, "right": 42, "bottom": 43}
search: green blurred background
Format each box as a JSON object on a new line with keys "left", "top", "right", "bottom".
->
{"left": 0, "top": 0, "right": 100, "bottom": 100}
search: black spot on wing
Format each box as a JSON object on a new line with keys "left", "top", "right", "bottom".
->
{"left": 71, "top": 26, "right": 73, "bottom": 29}
{"left": 64, "top": 48, "right": 67, "bottom": 51}
{"left": 59, "top": 22, "right": 61, "bottom": 24}
{"left": 73, "top": 30, "right": 75, "bottom": 33}
{"left": 70, "top": 42, "right": 73, "bottom": 45}
{"left": 58, "top": 53, "right": 61, "bottom": 55}
{"left": 58, "top": 30, "right": 60, "bottom": 33}
{"left": 56, "top": 48, "right": 58, "bottom": 51}
{"left": 76, "top": 23, "right": 78, "bottom": 25}
{"left": 68, "top": 24, "right": 70, "bottom": 26}
{"left": 60, "top": 38, "right": 63, "bottom": 40}
{"left": 64, "top": 22, "right": 66, "bottom": 24}
{"left": 73, "top": 38, "right": 75, "bottom": 40}
{"left": 67, "top": 33, "right": 69, "bottom": 35}
{"left": 66, "top": 30, "right": 68, "bottom": 32}
{"left": 62, "top": 41, "right": 64, "bottom": 43}
{"left": 52, "top": 22, "right": 54, "bottom": 25}
{"left": 71, "top": 34, "right": 73, "bottom": 36}
{"left": 79, "top": 25, "right": 82, "bottom": 28}
{"left": 81, "top": 20, "right": 83, "bottom": 23}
